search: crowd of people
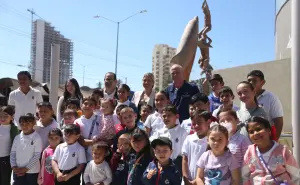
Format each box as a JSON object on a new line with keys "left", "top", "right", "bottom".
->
{"left": 0, "top": 63, "right": 299, "bottom": 185}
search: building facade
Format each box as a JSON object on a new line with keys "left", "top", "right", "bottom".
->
{"left": 275, "top": 0, "right": 291, "bottom": 59}
{"left": 30, "top": 19, "right": 73, "bottom": 85}
{"left": 152, "top": 44, "right": 176, "bottom": 90}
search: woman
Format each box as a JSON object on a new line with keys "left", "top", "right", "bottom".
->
{"left": 131, "top": 73, "right": 155, "bottom": 113}
{"left": 56, "top": 78, "right": 83, "bottom": 122}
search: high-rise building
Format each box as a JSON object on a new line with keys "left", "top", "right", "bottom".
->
{"left": 30, "top": 19, "right": 73, "bottom": 85}
{"left": 152, "top": 44, "right": 176, "bottom": 90}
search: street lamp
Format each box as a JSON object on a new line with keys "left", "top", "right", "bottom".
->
{"left": 79, "top": 64, "right": 96, "bottom": 86}
{"left": 94, "top": 10, "right": 147, "bottom": 76}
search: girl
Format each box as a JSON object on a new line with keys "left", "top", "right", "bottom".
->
{"left": 144, "top": 91, "right": 170, "bottom": 136}
{"left": 11, "top": 113, "right": 43, "bottom": 185}
{"left": 218, "top": 110, "right": 251, "bottom": 167}
{"left": 35, "top": 102, "right": 60, "bottom": 150}
{"left": 242, "top": 116, "right": 300, "bottom": 185}
{"left": 57, "top": 78, "right": 83, "bottom": 123}
{"left": 128, "top": 128, "right": 153, "bottom": 185}
{"left": 0, "top": 106, "right": 18, "bottom": 185}
{"left": 117, "top": 84, "right": 138, "bottom": 114}
{"left": 60, "top": 109, "right": 78, "bottom": 128}
{"left": 236, "top": 81, "right": 268, "bottom": 138}
{"left": 38, "top": 128, "right": 63, "bottom": 185}
{"left": 139, "top": 104, "right": 153, "bottom": 124}
{"left": 195, "top": 125, "right": 240, "bottom": 185}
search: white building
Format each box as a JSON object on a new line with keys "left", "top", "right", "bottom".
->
{"left": 152, "top": 44, "right": 176, "bottom": 90}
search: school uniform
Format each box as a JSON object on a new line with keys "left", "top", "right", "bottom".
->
{"left": 142, "top": 159, "right": 181, "bottom": 185}
{"left": 110, "top": 152, "right": 131, "bottom": 185}
{"left": 10, "top": 131, "right": 43, "bottom": 185}
{"left": 35, "top": 119, "right": 60, "bottom": 149}
{"left": 181, "top": 134, "right": 207, "bottom": 184}
{"left": 53, "top": 142, "right": 86, "bottom": 185}
{"left": 83, "top": 160, "right": 112, "bottom": 185}
{"left": 8, "top": 87, "right": 43, "bottom": 129}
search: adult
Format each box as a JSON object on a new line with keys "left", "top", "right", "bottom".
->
{"left": 165, "top": 64, "right": 200, "bottom": 122}
{"left": 246, "top": 70, "right": 284, "bottom": 139}
{"left": 56, "top": 78, "right": 83, "bottom": 123}
{"left": 8, "top": 71, "right": 43, "bottom": 129}
{"left": 103, "top": 72, "right": 118, "bottom": 99}
{"left": 131, "top": 73, "right": 155, "bottom": 112}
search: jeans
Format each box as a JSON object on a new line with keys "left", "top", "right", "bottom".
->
{"left": 0, "top": 156, "right": 11, "bottom": 185}
{"left": 13, "top": 173, "right": 38, "bottom": 185}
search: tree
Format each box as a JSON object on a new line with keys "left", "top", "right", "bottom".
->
{"left": 96, "top": 81, "right": 102, "bottom": 88}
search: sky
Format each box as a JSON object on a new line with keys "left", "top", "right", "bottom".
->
{"left": 0, "top": 0, "right": 276, "bottom": 91}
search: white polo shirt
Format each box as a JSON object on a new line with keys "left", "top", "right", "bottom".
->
{"left": 75, "top": 114, "right": 102, "bottom": 161}
{"left": 53, "top": 142, "right": 86, "bottom": 170}
{"left": 150, "top": 124, "right": 188, "bottom": 160}
{"left": 35, "top": 119, "right": 60, "bottom": 149}
{"left": 10, "top": 131, "right": 43, "bottom": 173}
{"left": 257, "top": 90, "right": 284, "bottom": 119}
{"left": 181, "top": 134, "right": 207, "bottom": 181}
{"left": 8, "top": 87, "right": 43, "bottom": 129}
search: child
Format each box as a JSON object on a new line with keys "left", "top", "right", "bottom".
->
{"left": 242, "top": 116, "right": 300, "bottom": 185}
{"left": 142, "top": 137, "right": 181, "bottom": 185}
{"left": 212, "top": 86, "right": 239, "bottom": 117}
{"left": 38, "top": 128, "right": 63, "bottom": 185}
{"left": 181, "top": 93, "right": 211, "bottom": 134}
{"left": 139, "top": 104, "right": 153, "bottom": 124}
{"left": 110, "top": 133, "right": 132, "bottom": 185}
{"left": 195, "top": 125, "right": 240, "bottom": 185}
{"left": 61, "top": 109, "right": 78, "bottom": 128}
{"left": 181, "top": 110, "right": 211, "bottom": 185}
{"left": 114, "top": 104, "right": 129, "bottom": 134}
{"left": 52, "top": 124, "right": 86, "bottom": 185}
{"left": 84, "top": 142, "right": 112, "bottom": 185}
{"left": 0, "top": 106, "right": 18, "bottom": 185}
{"left": 113, "top": 107, "right": 144, "bottom": 152}
{"left": 66, "top": 98, "right": 82, "bottom": 117}
{"left": 144, "top": 91, "right": 170, "bottom": 136}
{"left": 218, "top": 110, "right": 251, "bottom": 167}
{"left": 236, "top": 81, "right": 268, "bottom": 138}
{"left": 208, "top": 74, "right": 224, "bottom": 112}
{"left": 128, "top": 128, "right": 153, "bottom": 185}
{"left": 10, "top": 113, "right": 43, "bottom": 185}
{"left": 91, "top": 89, "right": 104, "bottom": 116}
{"left": 117, "top": 84, "right": 138, "bottom": 114}
{"left": 94, "top": 99, "right": 117, "bottom": 143}
{"left": 74, "top": 96, "right": 102, "bottom": 162}
{"left": 150, "top": 105, "right": 188, "bottom": 175}
{"left": 35, "top": 102, "right": 60, "bottom": 149}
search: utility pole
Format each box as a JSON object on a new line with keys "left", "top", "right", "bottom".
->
{"left": 27, "top": 8, "right": 35, "bottom": 74}
{"left": 50, "top": 44, "right": 60, "bottom": 114}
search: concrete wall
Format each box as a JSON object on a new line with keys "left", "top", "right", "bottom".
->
{"left": 213, "top": 58, "right": 291, "bottom": 133}
{"left": 275, "top": 0, "right": 291, "bottom": 60}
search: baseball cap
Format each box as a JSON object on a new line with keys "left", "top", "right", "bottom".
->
{"left": 247, "top": 70, "right": 265, "bottom": 80}
{"left": 151, "top": 137, "right": 172, "bottom": 150}
{"left": 209, "top": 74, "right": 224, "bottom": 83}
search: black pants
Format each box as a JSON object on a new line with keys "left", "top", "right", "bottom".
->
{"left": 55, "top": 168, "right": 81, "bottom": 185}
{"left": 174, "top": 155, "right": 183, "bottom": 180}
{"left": 13, "top": 173, "right": 38, "bottom": 185}
{"left": 0, "top": 156, "right": 11, "bottom": 185}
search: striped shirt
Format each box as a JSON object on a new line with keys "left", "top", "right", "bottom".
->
{"left": 228, "top": 131, "right": 251, "bottom": 168}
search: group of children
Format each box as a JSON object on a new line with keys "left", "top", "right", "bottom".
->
{"left": 0, "top": 79, "right": 299, "bottom": 185}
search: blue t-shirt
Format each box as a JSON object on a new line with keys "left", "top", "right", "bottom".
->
{"left": 208, "top": 93, "right": 222, "bottom": 113}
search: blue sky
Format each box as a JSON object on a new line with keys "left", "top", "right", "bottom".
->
{"left": 0, "top": 0, "right": 275, "bottom": 90}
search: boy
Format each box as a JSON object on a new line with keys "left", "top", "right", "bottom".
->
{"left": 113, "top": 107, "right": 144, "bottom": 152}
{"left": 66, "top": 98, "right": 82, "bottom": 117}
{"left": 139, "top": 104, "right": 153, "bottom": 123}
{"left": 142, "top": 137, "right": 181, "bottom": 185}
{"left": 181, "top": 93, "right": 216, "bottom": 134}
{"left": 61, "top": 109, "right": 78, "bottom": 128}
{"left": 10, "top": 113, "right": 43, "bottom": 185}
{"left": 181, "top": 110, "right": 211, "bottom": 185}
{"left": 74, "top": 96, "right": 102, "bottom": 162}
{"left": 208, "top": 74, "right": 224, "bottom": 112}
{"left": 114, "top": 104, "right": 129, "bottom": 134}
{"left": 212, "top": 86, "right": 239, "bottom": 117}
{"left": 52, "top": 124, "right": 86, "bottom": 185}
{"left": 110, "top": 133, "right": 132, "bottom": 185}
{"left": 150, "top": 105, "right": 188, "bottom": 175}
{"left": 91, "top": 89, "right": 104, "bottom": 116}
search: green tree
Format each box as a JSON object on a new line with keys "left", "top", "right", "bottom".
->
{"left": 96, "top": 81, "right": 102, "bottom": 88}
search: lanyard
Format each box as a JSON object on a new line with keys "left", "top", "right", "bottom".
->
{"left": 127, "top": 154, "right": 144, "bottom": 184}
{"left": 155, "top": 168, "right": 161, "bottom": 185}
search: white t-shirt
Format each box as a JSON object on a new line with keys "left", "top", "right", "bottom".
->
{"left": 53, "top": 142, "right": 86, "bottom": 170}
{"left": 75, "top": 114, "right": 102, "bottom": 161}
{"left": 150, "top": 124, "right": 188, "bottom": 160}
{"left": 10, "top": 131, "right": 43, "bottom": 173}
{"left": 83, "top": 160, "right": 112, "bottom": 185}
{"left": 0, "top": 125, "right": 11, "bottom": 157}
{"left": 256, "top": 141, "right": 279, "bottom": 169}
{"left": 35, "top": 119, "right": 60, "bottom": 149}
{"left": 181, "top": 118, "right": 192, "bottom": 134}
{"left": 181, "top": 134, "right": 208, "bottom": 181}
{"left": 8, "top": 87, "right": 43, "bottom": 129}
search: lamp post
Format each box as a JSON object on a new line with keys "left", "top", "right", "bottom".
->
{"left": 79, "top": 64, "right": 96, "bottom": 86}
{"left": 94, "top": 10, "right": 147, "bottom": 76}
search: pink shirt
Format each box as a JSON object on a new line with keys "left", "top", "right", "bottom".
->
{"left": 40, "top": 146, "right": 55, "bottom": 185}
